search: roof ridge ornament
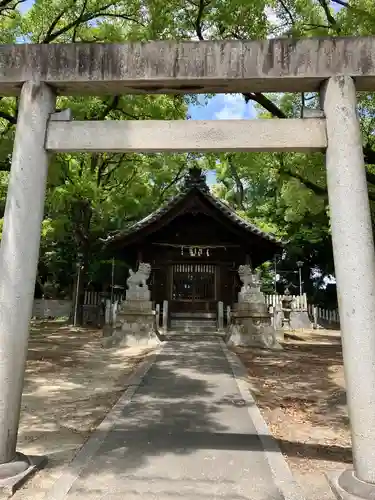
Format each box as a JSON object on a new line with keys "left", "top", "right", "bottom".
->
{"left": 184, "top": 167, "right": 209, "bottom": 192}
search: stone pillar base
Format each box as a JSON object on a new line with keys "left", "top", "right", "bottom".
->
{"left": 0, "top": 453, "right": 47, "bottom": 497}
{"left": 275, "top": 329, "right": 285, "bottom": 342}
{"left": 102, "top": 324, "right": 114, "bottom": 337}
{"left": 327, "top": 468, "right": 375, "bottom": 500}
{"left": 102, "top": 300, "right": 161, "bottom": 348}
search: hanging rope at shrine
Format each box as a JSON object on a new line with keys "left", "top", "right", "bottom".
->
{"left": 181, "top": 246, "right": 210, "bottom": 257}
{"left": 152, "top": 242, "right": 241, "bottom": 258}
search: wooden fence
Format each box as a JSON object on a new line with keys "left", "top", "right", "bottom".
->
{"left": 307, "top": 303, "right": 340, "bottom": 325}
{"left": 83, "top": 290, "right": 124, "bottom": 305}
{"left": 31, "top": 291, "right": 123, "bottom": 324}
{"left": 82, "top": 290, "right": 124, "bottom": 325}
{"left": 265, "top": 293, "right": 308, "bottom": 311}
{"left": 32, "top": 299, "right": 71, "bottom": 319}
{"left": 265, "top": 294, "right": 340, "bottom": 328}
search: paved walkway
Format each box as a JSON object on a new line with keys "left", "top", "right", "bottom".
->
{"left": 45, "top": 339, "right": 304, "bottom": 500}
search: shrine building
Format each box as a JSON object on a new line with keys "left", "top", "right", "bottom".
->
{"left": 104, "top": 168, "right": 282, "bottom": 327}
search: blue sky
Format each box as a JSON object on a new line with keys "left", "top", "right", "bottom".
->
{"left": 19, "top": 0, "right": 33, "bottom": 12}
{"left": 188, "top": 94, "right": 256, "bottom": 121}
{"left": 187, "top": 95, "right": 256, "bottom": 185}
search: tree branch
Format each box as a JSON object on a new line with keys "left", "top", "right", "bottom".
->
{"left": 195, "top": 0, "right": 207, "bottom": 40}
{"left": 276, "top": 153, "right": 325, "bottom": 196}
{"left": 96, "top": 95, "right": 120, "bottom": 121}
{"left": 331, "top": 0, "right": 375, "bottom": 23}
{"left": 42, "top": 4, "right": 72, "bottom": 43}
{"left": 244, "top": 92, "right": 287, "bottom": 118}
{"left": 103, "top": 154, "right": 128, "bottom": 184}
{"left": 0, "top": 157, "right": 11, "bottom": 171}
{"left": 101, "top": 165, "right": 138, "bottom": 197}
{"left": 0, "top": 0, "right": 26, "bottom": 14}
{"left": 279, "top": 0, "right": 295, "bottom": 26}
{"left": 96, "top": 156, "right": 109, "bottom": 186}
{"left": 331, "top": 0, "right": 348, "bottom": 7}
{"left": 0, "top": 110, "right": 16, "bottom": 124}
{"left": 42, "top": 3, "right": 143, "bottom": 44}
{"left": 115, "top": 107, "right": 153, "bottom": 120}
{"left": 317, "top": 0, "right": 341, "bottom": 32}
{"left": 59, "top": 160, "right": 75, "bottom": 185}
{"left": 96, "top": 13, "right": 144, "bottom": 24}
{"left": 243, "top": 92, "right": 375, "bottom": 194}
{"left": 158, "top": 165, "right": 185, "bottom": 202}
{"left": 364, "top": 144, "right": 375, "bottom": 167}
{"left": 72, "top": 0, "right": 88, "bottom": 42}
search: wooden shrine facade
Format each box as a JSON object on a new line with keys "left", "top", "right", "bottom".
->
{"left": 104, "top": 168, "right": 282, "bottom": 316}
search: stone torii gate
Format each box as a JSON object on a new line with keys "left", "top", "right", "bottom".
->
{"left": 0, "top": 38, "right": 374, "bottom": 498}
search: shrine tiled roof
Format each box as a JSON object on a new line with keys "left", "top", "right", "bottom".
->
{"left": 104, "top": 168, "right": 282, "bottom": 246}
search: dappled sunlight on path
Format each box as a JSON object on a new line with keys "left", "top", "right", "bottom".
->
{"left": 11, "top": 321, "right": 152, "bottom": 500}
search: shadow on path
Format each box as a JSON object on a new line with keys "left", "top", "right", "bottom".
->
{"left": 44, "top": 340, "right": 345, "bottom": 499}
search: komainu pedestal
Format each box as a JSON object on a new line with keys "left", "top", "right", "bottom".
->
{"left": 227, "top": 265, "right": 282, "bottom": 350}
{"left": 102, "top": 262, "right": 160, "bottom": 347}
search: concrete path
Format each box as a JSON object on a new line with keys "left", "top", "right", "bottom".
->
{"left": 45, "top": 339, "right": 304, "bottom": 500}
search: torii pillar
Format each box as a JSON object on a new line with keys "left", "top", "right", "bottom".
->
{"left": 323, "top": 75, "right": 375, "bottom": 499}
{"left": 0, "top": 81, "right": 55, "bottom": 488}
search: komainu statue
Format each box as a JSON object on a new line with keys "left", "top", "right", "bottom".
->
{"left": 251, "top": 270, "right": 262, "bottom": 290}
{"left": 126, "top": 262, "right": 151, "bottom": 291}
{"left": 238, "top": 264, "right": 253, "bottom": 292}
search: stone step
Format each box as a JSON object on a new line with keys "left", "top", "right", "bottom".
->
{"left": 169, "top": 326, "right": 218, "bottom": 334}
{"left": 170, "top": 319, "right": 217, "bottom": 329}
{"left": 165, "top": 331, "right": 225, "bottom": 341}
{"left": 170, "top": 312, "right": 216, "bottom": 319}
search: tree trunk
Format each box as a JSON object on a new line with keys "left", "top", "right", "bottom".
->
{"left": 70, "top": 199, "right": 93, "bottom": 326}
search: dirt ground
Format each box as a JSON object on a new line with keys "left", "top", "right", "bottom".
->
{"left": 235, "top": 328, "right": 350, "bottom": 500}
{"left": 11, "top": 320, "right": 154, "bottom": 500}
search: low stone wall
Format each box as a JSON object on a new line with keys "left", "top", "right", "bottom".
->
{"left": 32, "top": 299, "right": 72, "bottom": 319}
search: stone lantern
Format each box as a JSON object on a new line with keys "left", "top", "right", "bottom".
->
{"left": 281, "top": 287, "right": 293, "bottom": 329}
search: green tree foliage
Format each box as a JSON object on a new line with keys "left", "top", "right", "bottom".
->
{"left": 0, "top": 0, "right": 374, "bottom": 305}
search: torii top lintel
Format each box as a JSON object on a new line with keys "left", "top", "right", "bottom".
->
{"left": 1, "top": 37, "right": 375, "bottom": 96}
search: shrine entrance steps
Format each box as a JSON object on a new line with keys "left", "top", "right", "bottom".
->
{"left": 169, "top": 311, "right": 218, "bottom": 334}
{"left": 164, "top": 332, "right": 226, "bottom": 341}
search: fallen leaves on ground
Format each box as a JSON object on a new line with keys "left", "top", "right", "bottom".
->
{"left": 234, "top": 331, "right": 351, "bottom": 496}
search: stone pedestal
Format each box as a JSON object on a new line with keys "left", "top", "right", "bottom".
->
{"left": 227, "top": 266, "right": 282, "bottom": 350}
{"left": 238, "top": 289, "right": 264, "bottom": 305}
{"left": 102, "top": 262, "right": 160, "bottom": 348}
{"left": 102, "top": 299, "right": 160, "bottom": 347}
{"left": 227, "top": 300, "right": 282, "bottom": 350}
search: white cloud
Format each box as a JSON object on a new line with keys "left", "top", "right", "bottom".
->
{"left": 214, "top": 94, "right": 247, "bottom": 120}
{"left": 264, "top": 6, "right": 285, "bottom": 39}
{"left": 188, "top": 93, "right": 256, "bottom": 120}
{"left": 215, "top": 107, "right": 243, "bottom": 120}
{"left": 265, "top": 6, "right": 279, "bottom": 25}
